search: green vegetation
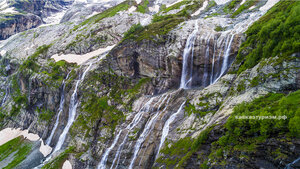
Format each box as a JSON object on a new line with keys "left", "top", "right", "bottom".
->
{"left": 137, "top": 0, "right": 149, "bottom": 14}
{"left": 122, "top": 0, "right": 204, "bottom": 42}
{"left": 214, "top": 25, "right": 226, "bottom": 32}
{"left": 235, "top": 1, "right": 300, "bottom": 73}
{"left": 42, "top": 147, "right": 75, "bottom": 169}
{"left": 72, "top": 1, "right": 131, "bottom": 32}
{"left": 208, "top": 90, "right": 300, "bottom": 164}
{"left": 19, "top": 44, "right": 52, "bottom": 72}
{"left": 0, "top": 136, "right": 33, "bottom": 169}
{"left": 223, "top": 0, "right": 241, "bottom": 13}
{"left": 71, "top": 70, "right": 150, "bottom": 139}
{"left": 42, "top": 60, "right": 72, "bottom": 82}
{"left": 156, "top": 128, "right": 212, "bottom": 168}
{"left": 236, "top": 79, "right": 246, "bottom": 92}
{"left": 205, "top": 0, "right": 216, "bottom": 11}
{"left": 185, "top": 93, "right": 222, "bottom": 117}
{"left": 161, "top": 0, "right": 191, "bottom": 13}
{"left": 231, "top": 0, "right": 257, "bottom": 17}
{"left": 38, "top": 107, "right": 56, "bottom": 122}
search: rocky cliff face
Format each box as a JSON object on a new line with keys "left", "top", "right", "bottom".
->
{"left": 0, "top": 0, "right": 299, "bottom": 169}
{"left": 0, "top": 14, "right": 42, "bottom": 40}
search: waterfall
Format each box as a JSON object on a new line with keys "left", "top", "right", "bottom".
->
{"left": 180, "top": 20, "right": 199, "bottom": 89}
{"left": 46, "top": 72, "right": 71, "bottom": 146}
{"left": 53, "top": 63, "right": 92, "bottom": 153}
{"left": 285, "top": 157, "right": 300, "bottom": 169}
{"left": 0, "top": 78, "right": 9, "bottom": 107}
{"left": 97, "top": 130, "right": 122, "bottom": 169}
{"left": 213, "top": 34, "right": 234, "bottom": 83}
{"left": 128, "top": 112, "right": 160, "bottom": 169}
{"left": 202, "top": 34, "right": 211, "bottom": 87}
{"left": 156, "top": 102, "right": 185, "bottom": 158}
{"left": 210, "top": 35, "right": 217, "bottom": 84}
{"left": 137, "top": 94, "right": 171, "bottom": 166}
{"left": 98, "top": 97, "right": 155, "bottom": 169}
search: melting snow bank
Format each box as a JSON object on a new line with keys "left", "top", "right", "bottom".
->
{"left": 260, "top": 0, "right": 280, "bottom": 11}
{"left": 40, "top": 10, "right": 68, "bottom": 27}
{"left": 192, "top": 0, "right": 208, "bottom": 16}
{"left": 0, "top": 128, "right": 52, "bottom": 157}
{"left": 51, "top": 45, "right": 115, "bottom": 65}
{"left": 62, "top": 160, "right": 73, "bottom": 169}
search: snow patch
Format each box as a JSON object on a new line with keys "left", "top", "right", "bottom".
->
{"left": 51, "top": 45, "right": 115, "bottom": 65}
{"left": 128, "top": 6, "right": 137, "bottom": 13}
{"left": 62, "top": 160, "right": 72, "bottom": 169}
{"left": 149, "top": 5, "right": 160, "bottom": 13}
{"left": 40, "top": 10, "right": 67, "bottom": 27}
{"left": 39, "top": 140, "right": 52, "bottom": 157}
{"left": 140, "top": 16, "right": 152, "bottom": 26}
{"left": 0, "top": 7, "right": 18, "bottom": 14}
{"left": 0, "top": 50, "right": 6, "bottom": 56}
{"left": 214, "top": 0, "right": 231, "bottom": 5}
{"left": 166, "top": 0, "right": 183, "bottom": 8}
{"left": 0, "top": 128, "right": 52, "bottom": 157}
{"left": 240, "top": 0, "right": 247, "bottom": 5}
{"left": 0, "top": 128, "right": 40, "bottom": 145}
{"left": 259, "top": 0, "right": 280, "bottom": 11}
{"left": 192, "top": 0, "right": 208, "bottom": 16}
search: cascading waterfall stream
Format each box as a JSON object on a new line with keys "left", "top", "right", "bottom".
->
{"left": 180, "top": 20, "right": 199, "bottom": 89}
{"left": 156, "top": 102, "right": 185, "bottom": 159}
{"left": 128, "top": 112, "right": 160, "bottom": 169}
{"left": 213, "top": 34, "right": 235, "bottom": 83}
{"left": 0, "top": 79, "right": 9, "bottom": 107}
{"left": 53, "top": 63, "right": 93, "bottom": 153}
{"left": 137, "top": 95, "right": 171, "bottom": 166}
{"left": 46, "top": 72, "right": 71, "bottom": 146}
{"left": 210, "top": 35, "right": 217, "bottom": 84}
{"left": 97, "top": 97, "right": 155, "bottom": 169}
{"left": 285, "top": 157, "right": 300, "bottom": 169}
{"left": 34, "top": 64, "right": 93, "bottom": 169}
{"left": 202, "top": 34, "right": 211, "bottom": 87}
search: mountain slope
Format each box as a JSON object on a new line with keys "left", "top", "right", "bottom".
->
{"left": 0, "top": 0, "right": 299, "bottom": 169}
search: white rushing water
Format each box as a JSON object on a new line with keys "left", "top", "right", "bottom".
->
{"left": 202, "top": 34, "right": 211, "bottom": 87}
{"left": 0, "top": 78, "right": 9, "bottom": 107}
{"left": 213, "top": 34, "right": 234, "bottom": 83}
{"left": 285, "top": 157, "right": 300, "bottom": 169}
{"left": 180, "top": 20, "right": 199, "bottom": 89}
{"left": 46, "top": 72, "right": 71, "bottom": 146}
{"left": 210, "top": 35, "right": 217, "bottom": 84}
{"left": 53, "top": 63, "right": 92, "bottom": 153}
{"left": 128, "top": 112, "right": 160, "bottom": 169}
{"left": 156, "top": 102, "right": 185, "bottom": 158}
{"left": 131, "top": 94, "right": 171, "bottom": 168}
{"left": 97, "top": 130, "right": 122, "bottom": 169}
{"left": 98, "top": 97, "right": 155, "bottom": 169}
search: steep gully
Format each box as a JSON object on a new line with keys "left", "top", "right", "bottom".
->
{"left": 35, "top": 61, "right": 95, "bottom": 168}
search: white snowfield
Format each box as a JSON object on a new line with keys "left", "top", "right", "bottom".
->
{"left": 62, "top": 160, "right": 73, "bottom": 169}
{"left": 260, "top": 0, "right": 280, "bottom": 11}
{"left": 51, "top": 44, "right": 115, "bottom": 65}
{"left": 0, "top": 128, "right": 52, "bottom": 157}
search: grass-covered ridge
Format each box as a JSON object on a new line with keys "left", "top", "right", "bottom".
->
{"left": 0, "top": 136, "right": 33, "bottom": 169}
{"left": 122, "top": 0, "right": 204, "bottom": 42}
{"left": 207, "top": 90, "right": 300, "bottom": 165}
{"left": 235, "top": 0, "right": 300, "bottom": 74}
{"left": 155, "top": 127, "right": 213, "bottom": 168}
{"left": 42, "top": 147, "right": 75, "bottom": 169}
{"left": 72, "top": 0, "right": 131, "bottom": 32}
